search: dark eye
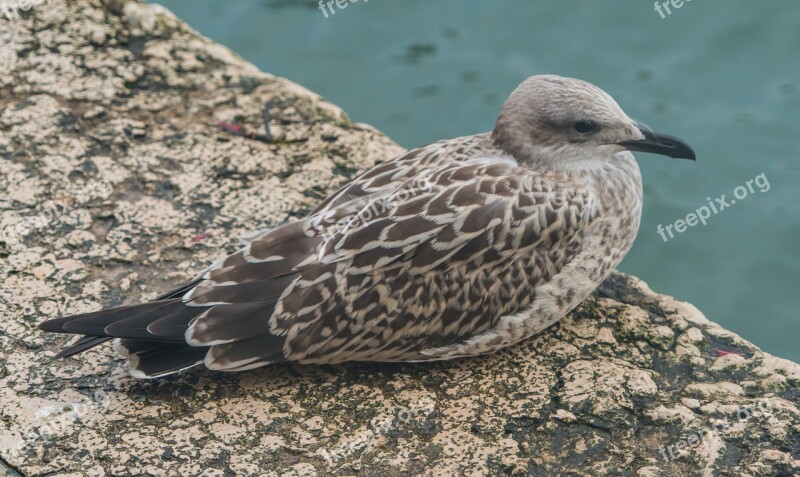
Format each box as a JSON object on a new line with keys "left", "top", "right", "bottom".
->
{"left": 573, "top": 120, "right": 598, "bottom": 134}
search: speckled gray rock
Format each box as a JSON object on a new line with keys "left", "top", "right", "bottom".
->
{"left": 0, "top": 2, "right": 798, "bottom": 476}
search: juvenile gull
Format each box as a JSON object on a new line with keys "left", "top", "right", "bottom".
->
{"left": 39, "top": 75, "right": 695, "bottom": 378}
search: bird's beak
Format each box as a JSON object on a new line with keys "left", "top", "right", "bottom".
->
{"left": 616, "top": 122, "right": 696, "bottom": 161}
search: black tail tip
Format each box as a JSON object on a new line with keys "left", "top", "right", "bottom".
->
{"left": 38, "top": 319, "right": 61, "bottom": 332}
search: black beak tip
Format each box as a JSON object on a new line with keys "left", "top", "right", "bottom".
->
{"left": 658, "top": 134, "right": 696, "bottom": 161}
{"left": 618, "top": 128, "right": 697, "bottom": 162}
{"left": 673, "top": 144, "right": 696, "bottom": 161}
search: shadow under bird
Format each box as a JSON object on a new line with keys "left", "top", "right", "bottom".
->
{"left": 39, "top": 75, "right": 695, "bottom": 378}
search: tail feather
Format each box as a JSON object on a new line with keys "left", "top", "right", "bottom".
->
{"left": 114, "top": 339, "right": 208, "bottom": 379}
{"left": 39, "top": 295, "right": 287, "bottom": 377}
{"left": 53, "top": 336, "right": 112, "bottom": 359}
{"left": 146, "top": 307, "right": 204, "bottom": 337}
{"left": 104, "top": 302, "right": 197, "bottom": 341}
{"left": 37, "top": 223, "right": 307, "bottom": 378}
{"left": 38, "top": 298, "right": 208, "bottom": 377}
{"left": 42, "top": 300, "right": 182, "bottom": 336}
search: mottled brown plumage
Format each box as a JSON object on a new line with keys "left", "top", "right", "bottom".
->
{"left": 38, "top": 75, "right": 695, "bottom": 378}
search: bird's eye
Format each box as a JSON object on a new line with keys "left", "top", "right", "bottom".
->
{"left": 573, "top": 120, "right": 598, "bottom": 134}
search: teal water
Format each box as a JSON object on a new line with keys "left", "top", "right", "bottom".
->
{"left": 154, "top": 0, "right": 799, "bottom": 361}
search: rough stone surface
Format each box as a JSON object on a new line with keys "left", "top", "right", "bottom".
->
{"left": 0, "top": 2, "right": 798, "bottom": 476}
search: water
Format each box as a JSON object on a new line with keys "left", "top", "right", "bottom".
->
{"left": 154, "top": 0, "right": 799, "bottom": 361}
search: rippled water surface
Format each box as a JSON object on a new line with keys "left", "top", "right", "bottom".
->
{"left": 155, "top": 0, "right": 800, "bottom": 361}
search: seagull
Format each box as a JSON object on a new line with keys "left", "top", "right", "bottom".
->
{"left": 39, "top": 75, "right": 695, "bottom": 378}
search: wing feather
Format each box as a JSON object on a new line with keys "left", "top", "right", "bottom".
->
{"left": 273, "top": 157, "right": 594, "bottom": 363}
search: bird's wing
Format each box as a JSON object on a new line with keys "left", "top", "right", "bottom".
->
{"left": 257, "top": 158, "right": 596, "bottom": 365}
{"left": 316, "top": 158, "right": 589, "bottom": 274}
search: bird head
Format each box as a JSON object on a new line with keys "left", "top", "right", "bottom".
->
{"left": 492, "top": 75, "right": 695, "bottom": 169}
